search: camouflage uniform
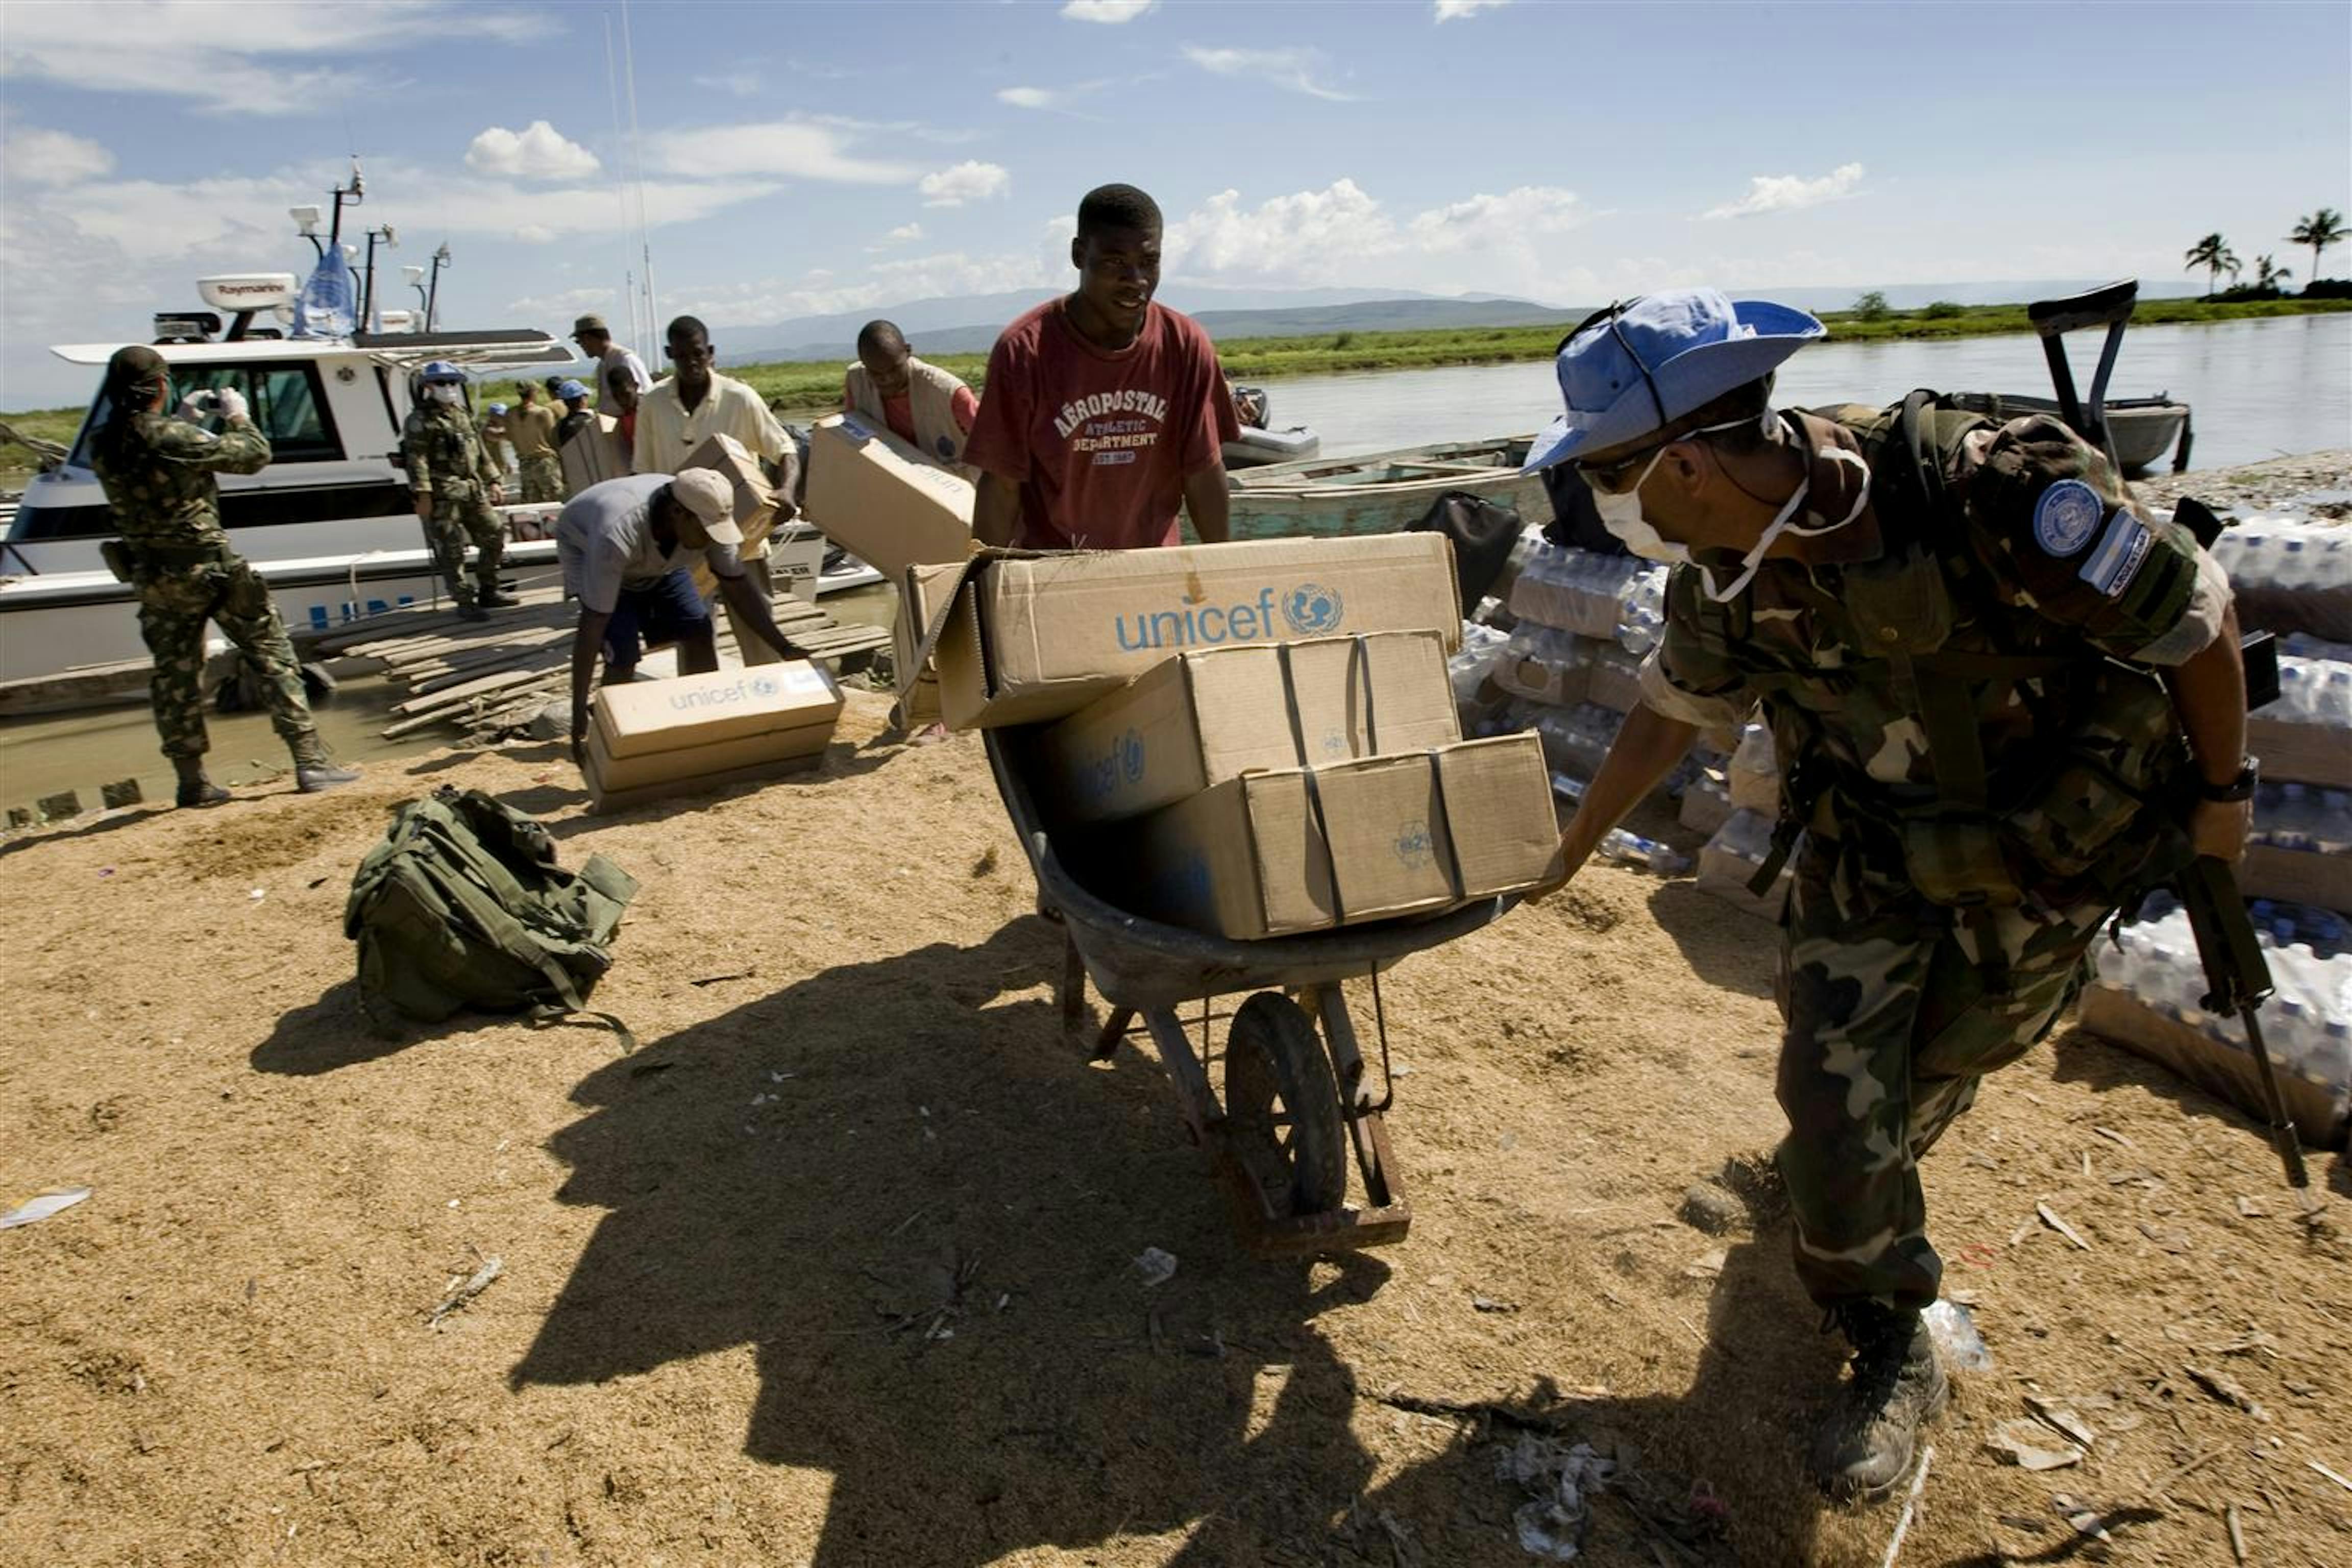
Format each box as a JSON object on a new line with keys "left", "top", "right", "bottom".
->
{"left": 401, "top": 400, "right": 507, "bottom": 607}
{"left": 1638, "top": 402, "right": 2232, "bottom": 1312}
{"left": 87, "top": 411, "right": 324, "bottom": 762}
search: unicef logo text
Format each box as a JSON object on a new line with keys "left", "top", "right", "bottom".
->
{"left": 1393, "top": 820, "right": 1435, "bottom": 869}
{"left": 1282, "top": 583, "right": 1345, "bottom": 636}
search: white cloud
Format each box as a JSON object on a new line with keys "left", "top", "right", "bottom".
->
{"left": 1182, "top": 46, "right": 1354, "bottom": 102}
{"left": 0, "top": 1, "right": 553, "bottom": 115}
{"left": 646, "top": 120, "right": 919, "bottom": 185}
{"left": 918, "top": 161, "right": 1011, "bottom": 207}
{"left": 1062, "top": 1, "right": 1157, "bottom": 21}
{"left": 997, "top": 87, "right": 1057, "bottom": 110}
{"left": 464, "top": 121, "right": 601, "bottom": 182}
{"left": 1701, "top": 162, "right": 1866, "bottom": 220}
{"left": 867, "top": 223, "right": 926, "bottom": 251}
{"left": 646, "top": 249, "right": 1058, "bottom": 331}
{"left": 3, "top": 127, "right": 117, "bottom": 187}
{"left": 1162, "top": 179, "right": 1585, "bottom": 298}
{"left": 1434, "top": 0, "right": 1509, "bottom": 19}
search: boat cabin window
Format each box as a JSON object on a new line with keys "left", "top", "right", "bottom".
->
{"left": 170, "top": 363, "right": 344, "bottom": 463}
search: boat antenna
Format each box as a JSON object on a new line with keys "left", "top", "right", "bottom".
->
{"left": 620, "top": 0, "right": 659, "bottom": 339}
{"left": 602, "top": 9, "right": 642, "bottom": 353}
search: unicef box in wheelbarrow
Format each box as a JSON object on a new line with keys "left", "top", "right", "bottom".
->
{"left": 908, "top": 535, "right": 1462, "bottom": 731}
{"left": 585, "top": 660, "right": 843, "bottom": 813}
{"left": 1031, "top": 630, "right": 1460, "bottom": 826}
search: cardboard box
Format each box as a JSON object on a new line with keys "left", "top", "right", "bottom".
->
{"left": 2239, "top": 842, "right": 2351, "bottom": 913}
{"left": 1586, "top": 642, "right": 1645, "bottom": 714}
{"left": 890, "top": 561, "right": 961, "bottom": 729}
{"left": 585, "top": 750, "right": 825, "bottom": 815}
{"left": 584, "top": 660, "right": 843, "bottom": 810}
{"left": 1118, "top": 732, "right": 1557, "bottom": 940}
{"left": 681, "top": 433, "right": 780, "bottom": 598}
{"left": 1034, "top": 631, "right": 1459, "bottom": 825}
{"left": 559, "top": 413, "right": 629, "bottom": 499}
{"left": 805, "top": 413, "right": 974, "bottom": 582}
{"left": 2080, "top": 986, "right": 2343, "bottom": 1146}
{"left": 2247, "top": 709, "right": 2351, "bottom": 789}
{"left": 915, "top": 534, "right": 1462, "bottom": 731}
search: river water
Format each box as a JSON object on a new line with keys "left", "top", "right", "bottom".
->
{"left": 5, "top": 315, "right": 2345, "bottom": 812}
{"left": 1260, "top": 313, "right": 2352, "bottom": 472}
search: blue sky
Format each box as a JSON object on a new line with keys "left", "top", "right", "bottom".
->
{"left": 4, "top": 0, "right": 2347, "bottom": 407}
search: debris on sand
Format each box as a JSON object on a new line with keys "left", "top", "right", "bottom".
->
{"left": 427, "top": 1255, "right": 504, "bottom": 1328}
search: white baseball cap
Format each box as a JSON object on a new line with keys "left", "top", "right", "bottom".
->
{"left": 667, "top": 469, "right": 741, "bottom": 545}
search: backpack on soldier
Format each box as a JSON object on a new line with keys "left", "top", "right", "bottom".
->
{"left": 344, "top": 786, "right": 639, "bottom": 1038}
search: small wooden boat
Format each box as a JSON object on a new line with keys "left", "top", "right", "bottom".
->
{"left": 1945, "top": 391, "right": 2192, "bottom": 474}
{"left": 1226, "top": 435, "right": 1545, "bottom": 540}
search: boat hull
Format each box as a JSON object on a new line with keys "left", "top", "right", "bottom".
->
{"left": 1225, "top": 435, "right": 1546, "bottom": 540}
{"left": 1943, "top": 393, "right": 2191, "bottom": 474}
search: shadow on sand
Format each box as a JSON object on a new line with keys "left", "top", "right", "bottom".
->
{"left": 506, "top": 914, "right": 1847, "bottom": 1564}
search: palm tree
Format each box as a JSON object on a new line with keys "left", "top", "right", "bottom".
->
{"left": 2184, "top": 233, "right": 2241, "bottom": 298}
{"left": 2288, "top": 207, "right": 2346, "bottom": 282}
{"left": 2254, "top": 255, "right": 2293, "bottom": 295}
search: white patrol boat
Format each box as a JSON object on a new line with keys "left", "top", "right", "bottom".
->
{"left": 0, "top": 276, "right": 840, "bottom": 693}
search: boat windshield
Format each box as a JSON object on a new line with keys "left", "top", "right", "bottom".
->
{"left": 65, "top": 360, "right": 345, "bottom": 470}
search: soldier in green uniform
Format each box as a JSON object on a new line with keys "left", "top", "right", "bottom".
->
{"left": 1523, "top": 291, "right": 2250, "bottom": 1503}
{"left": 86, "top": 345, "right": 360, "bottom": 806}
{"left": 401, "top": 360, "right": 512, "bottom": 622}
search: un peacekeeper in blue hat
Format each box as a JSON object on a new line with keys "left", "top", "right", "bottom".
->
{"left": 1524, "top": 289, "right": 2251, "bottom": 1504}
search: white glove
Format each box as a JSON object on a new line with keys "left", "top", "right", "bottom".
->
{"left": 177, "top": 389, "right": 218, "bottom": 422}
{"left": 213, "top": 387, "right": 250, "bottom": 423}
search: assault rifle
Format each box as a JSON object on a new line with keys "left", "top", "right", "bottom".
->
{"left": 2032, "top": 283, "right": 2310, "bottom": 1200}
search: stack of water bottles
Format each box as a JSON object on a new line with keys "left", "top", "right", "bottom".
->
{"left": 2239, "top": 640, "right": 2352, "bottom": 913}
{"left": 2210, "top": 516, "right": 2352, "bottom": 644}
{"left": 1694, "top": 806, "right": 1791, "bottom": 921}
{"left": 2084, "top": 894, "right": 2351, "bottom": 1145}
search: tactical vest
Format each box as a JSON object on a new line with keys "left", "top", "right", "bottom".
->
{"left": 1730, "top": 392, "right": 2196, "bottom": 916}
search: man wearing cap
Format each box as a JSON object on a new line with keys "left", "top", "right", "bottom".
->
{"left": 571, "top": 314, "right": 652, "bottom": 449}
{"left": 401, "top": 361, "right": 511, "bottom": 621}
{"left": 554, "top": 470, "right": 808, "bottom": 767}
{"left": 1524, "top": 290, "right": 2247, "bottom": 1503}
{"left": 508, "top": 382, "right": 563, "bottom": 503}
{"left": 554, "top": 380, "right": 595, "bottom": 448}
{"left": 480, "top": 400, "right": 516, "bottom": 482}
{"left": 633, "top": 315, "right": 801, "bottom": 667}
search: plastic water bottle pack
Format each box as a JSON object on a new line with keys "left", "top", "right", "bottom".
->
{"left": 1449, "top": 621, "right": 1511, "bottom": 703}
{"left": 2250, "top": 781, "right": 2352, "bottom": 855}
{"left": 2209, "top": 517, "right": 2352, "bottom": 644}
{"left": 2262, "top": 656, "right": 2352, "bottom": 730}
{"left": 1508, "top": 544, "right": 1668, "bottom": 654}
{"left": 2093, "top": 905, "right": 2352, "bottom": 1109}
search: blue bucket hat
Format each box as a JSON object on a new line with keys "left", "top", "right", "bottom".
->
{"left": 420, "top": 359, "right": 464, "bottom": 384}
{"left": 1523, "top": 289, "right": 1825, "bottom": 473}
{"left": 557, "top": 378, "right": 590, "bottom": 400}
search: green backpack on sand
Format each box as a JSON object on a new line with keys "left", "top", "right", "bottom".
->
{"left": 345, "top": 786, "right": 639, "bottom": 1039}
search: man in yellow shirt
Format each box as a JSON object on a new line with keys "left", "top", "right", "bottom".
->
{"left": 632, "top": 315, "right": 800, "bottom": 665}
{"left": 507, "top": 383, "right": 563, "bottom": 502}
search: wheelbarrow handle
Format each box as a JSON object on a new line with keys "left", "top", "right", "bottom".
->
{"left": 2027, "top": 279, "right": 2138, "bottom": 338}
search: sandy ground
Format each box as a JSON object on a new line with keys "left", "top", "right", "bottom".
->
{"left": 4, "top": 689, "right": 2350, "bottom": 1568}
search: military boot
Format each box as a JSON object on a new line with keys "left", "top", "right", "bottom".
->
{"left": 172, "top": 755, "right": 231, "bottom": 809}
{"left": 476, "top": 579, "right": 520, "bottom": 608}
{"left": 289, "top": 735, "right": 361, "bottom": 795}
{"left": 1810, "top": 1301, "right": 1947, "bottom": 1503}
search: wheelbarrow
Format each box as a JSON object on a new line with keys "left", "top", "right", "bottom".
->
{"left": 984, "top": 729, "right": 1514, "bottom": 1257}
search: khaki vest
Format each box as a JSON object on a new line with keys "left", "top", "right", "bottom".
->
{"left": 845, "top": 356, "right": 974, "bottom": 480}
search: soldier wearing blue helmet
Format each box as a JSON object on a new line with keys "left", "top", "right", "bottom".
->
{"left": 401, "top": 360, "right": 511, "bottom": 620}
{"left": 1525, "top": 289, "right": 2250, "bottom": 1504}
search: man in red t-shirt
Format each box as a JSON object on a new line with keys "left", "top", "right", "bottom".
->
{"left": 963, "top": 183, "right": 1238, "bottom": 550}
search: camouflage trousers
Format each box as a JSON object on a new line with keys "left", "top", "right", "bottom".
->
{"left": 424, "top": 490, "right": 506, "bottom": 607}
{"left": 135, "top": 556, "right": 317, "bottom": 761}
{"left": 518, "top": 454, "right": 562, "bottom": 505}
{"left": 1773, "top": 838, "right": 2111, "bottom": 1311}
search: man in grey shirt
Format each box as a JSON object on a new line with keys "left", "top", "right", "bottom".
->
{"left": 556, "top": 469, "right": 808, "bottom": 765}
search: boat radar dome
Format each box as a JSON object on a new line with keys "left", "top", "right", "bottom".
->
{"left": 197, "top": 274, "right": 299, "bottom": 314}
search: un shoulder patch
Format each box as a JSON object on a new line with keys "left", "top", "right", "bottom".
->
{"left": 2032, "top": 479, "right": 2103, "bottom": 558}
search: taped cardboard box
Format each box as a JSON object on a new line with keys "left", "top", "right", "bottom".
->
{"left": 805, "top": 413, "right": 973, "bottom": 582}
{"left": 1034, "top": 631, "right": 1459, "bottom": 826}
{"left": 680, "top": 433, "right": 779, "bottom": 600}
{"left": 1117, "top": 732, "right": 1557, "bottom": 940}
{"left": 585, "top": 660, "right": 842, "bottom": 810}
{"left": 915, "top": 534, "right": 1462, "bottom": 732}
{"left": 558, "top": 413, "right": 629, "bottom": 500}
{"left": 2239, "top": 842, "right": 2351, "bottom": 914}
{"left": 890, "top": 561, "right": 961, "bottom": 729}
{"left": 2246, "top": 707, "right": 2351, "bottom": 789}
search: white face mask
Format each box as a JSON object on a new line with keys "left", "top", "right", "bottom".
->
{"left": 429, "top": 383, "right": 463, "bottom": 406}
{"left": 1694, "top": 445, "right": 1871, "bottom": 603}
{"left": 1585, "top": 413, "right": 1771, "bottom": 569}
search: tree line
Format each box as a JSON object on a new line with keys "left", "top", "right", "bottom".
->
{"left": 2185, "top": 207, "right": 2345, "bottom": 300}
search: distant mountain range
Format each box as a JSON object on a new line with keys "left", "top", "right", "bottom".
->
{"left": 716, "top": 278, "right": 2204, "bottom": 369}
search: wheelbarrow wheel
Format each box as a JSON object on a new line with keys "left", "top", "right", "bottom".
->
{"left": 1224, "top": 992, "right": 1347, "bottom": 1218}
